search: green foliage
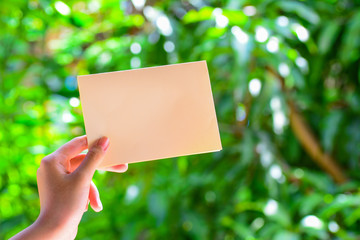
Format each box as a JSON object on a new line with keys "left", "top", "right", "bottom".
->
{"left": 1, "top": 0, "right": 360, "bottom": 239}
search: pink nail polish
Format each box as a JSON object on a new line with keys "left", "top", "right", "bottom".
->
{"left": 97, "top": 137, "right": 110, "bottom": 151}
{"left": 98, "top": 200, "right": 103, "bottom": 211}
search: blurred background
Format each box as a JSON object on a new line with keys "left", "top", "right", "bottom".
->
{"left": 1, "top": 0, "right": 360, "bottom": 239}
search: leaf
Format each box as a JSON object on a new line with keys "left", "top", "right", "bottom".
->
{"left": 321, "top": 110, "right": 343, "bottom": 152}
{"left": 147, "top": 192, "right": 168, "bottom": 225}
{"left": 276, "top": 1, "right": 320, "bottom": 24}
{"left": 345, "top": 207, "right": 360, "bottom": 226}
{"left": 183, "top": 7, "right": 214, "bottom": 23}
{"left": 340, "top": 10, "right": 360, "bottom": 64}
{"left": 320, "top": 195, "right": 360, "bottom": 219}
{"left": 298, "top": 193, "right": 324, "bottom": 216}
{"left": 222, "top": 9, "right": 247, "bottom": 26}
{"left": 318, "top": 20, "right": 340, "bottom": 54}
{"left": 71, "top": 12, "right": 94, "bottom": 28}
{"left": 274, "top": 231, "right": 300, "bottom": 240}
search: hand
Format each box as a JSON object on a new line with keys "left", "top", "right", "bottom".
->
{"left": 11, "top": 136, "right": 127, "bottom": 240}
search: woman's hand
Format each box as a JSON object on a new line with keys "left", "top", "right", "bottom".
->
{"left": 11, "top": 136, "right": 127, "bottom": 240}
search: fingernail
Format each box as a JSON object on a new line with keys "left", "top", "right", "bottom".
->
{"left": 97, "top": 137, "right": 109, "bottom": 151}
{"left": 98, "top": 201, "right": 103, "bottom": 212}
{"left": 96, "top": 195, "right": 103, "bottom": 212}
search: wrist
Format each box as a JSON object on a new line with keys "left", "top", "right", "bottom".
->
{"left": 33, "top": 213, "right": 76, "bottom": 240}
{"left": 32, "top": 217, "right": 62, "bottom": 239}
{"left": 10, "top": 214, "right": 74, "bottom": 240}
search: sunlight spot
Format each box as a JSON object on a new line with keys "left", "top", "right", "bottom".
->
{"left": 156, "top": 15, "right": 173, "bottom": 36}
{"left": 231, "top": 26, "right": 249, "bottom": 44}
{"left": 213, "top": 8, "right": 228, "bottom": 28}
{"left": 88, "top": 0, "right": 100, "bottom": 12}
{"left": 293, "top": 23, "right": 309, "bottom": 42}
{"left": 266, "top": 37, "right": 279, "bottom": 53}
{"left": 62, "top": 111, "right": 74, "bottom": 123}
{"left": 256, "top": 143, "right": 266, "bottom": 154}
{"left": 301, "top": 215, "right": 323, "bottom": 229}
{"left": 273, "top": 111, "right": 287, "bottom": 134}
{"left": 270, "top": 97, "right": 281, "bottom": 111}
{"left": 337, "top": 194, "right": 347, "bottom": 203}
{"left": 236, "top": 104, "right": 246, "bottom": 122}
{"left": 164, "top": 41, "right": 175, "bottom": 53}
{"left": 255, "top": 26, "right": 269, "bottom": 43}
{"left": 48, "top": 39, "right": 62, "bottom": 50}
{"left": 328, "top": 221, "right": 339, "bottom": 233}
{"left": 130, "top": 57, "right": 141, "bottom": 68}
{"left": 260, "top": 152, "right": 272, "bottom": 167}
{"left": 271, "top": 97, "right": 288, "bottom": 134}
{"left": 130, "top": 42, "right": 142, "bottom": 54}
{"left": 143, "top": 6, "right": 159, "bottom": 21}
{"left": 251, "top": 218, "right": 264, "bottom": 230}
{"left": 131, "top": 0, "right": 146, "bottom": 10}
{"left": 296, "top": 57, "right": 308, "bottom": 73}
{"left": 55, "top": 1, "right": 71, "bottom": 16}
{"left": 264, "top": 199, "right": 278, "bottom": 216}
{"left": 99, "top": 52, "right": 111, "bottom": 65}
{"left": 168, "top": 55, "right": 178, "bottom": 63}
{"left": 215, "top": 14, "right": 229, "bottom": 28}
{"left": 276, "top": 16, "right": 289, "bottom": 27}
{"left": 278, "top": 63, "right": 290, "bottom": 77}
{"left": 296, "top": 57, "right": 307, "bottom": 68}
{"left": 125, "top": 185, "right": 139, "bottom": 202}
{"left": 270, "top": 165, "right": 282, "bottom": 180}
{"left": 243, "top": 6, "right": 256, "bottom": 16}
{"left": 69, "top": 97, "right": 80, "bottom": 107}
{"left": 248, "top": 78, "right": 261, "bottom": 97}
{"left": 212, "top": 8, "right": 222, "bottom": 16}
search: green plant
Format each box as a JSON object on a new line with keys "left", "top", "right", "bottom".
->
{"left": 1, "top": 0, "right": 360, "bottom": 239}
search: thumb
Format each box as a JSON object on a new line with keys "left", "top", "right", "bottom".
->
{"left": 73, "top": 136, "right": 109, "bottom": 180}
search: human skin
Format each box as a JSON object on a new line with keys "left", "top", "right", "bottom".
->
{"left": 10, "top": 135, "right": 127, "bottom": 240}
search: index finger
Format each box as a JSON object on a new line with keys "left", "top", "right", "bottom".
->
{"left": 55, "top": 136, "right": 88, "bottom": 162}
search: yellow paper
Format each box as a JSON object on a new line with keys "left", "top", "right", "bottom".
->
{"left": 77, "top": 61, "right": 222, "bottom": 169}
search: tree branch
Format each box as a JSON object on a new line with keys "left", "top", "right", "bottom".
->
{"left": 266, "top": 66, "right": 348, "bottom": 184}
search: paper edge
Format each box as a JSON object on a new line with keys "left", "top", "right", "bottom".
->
{"left": 97, "top": 147, "right": 222, "bottom": 170}
{"left": 77, "top": 60, "right": 207, "bottom": 78}
{"left": 202, "top": 60, "right": 223, "bottom": 150}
